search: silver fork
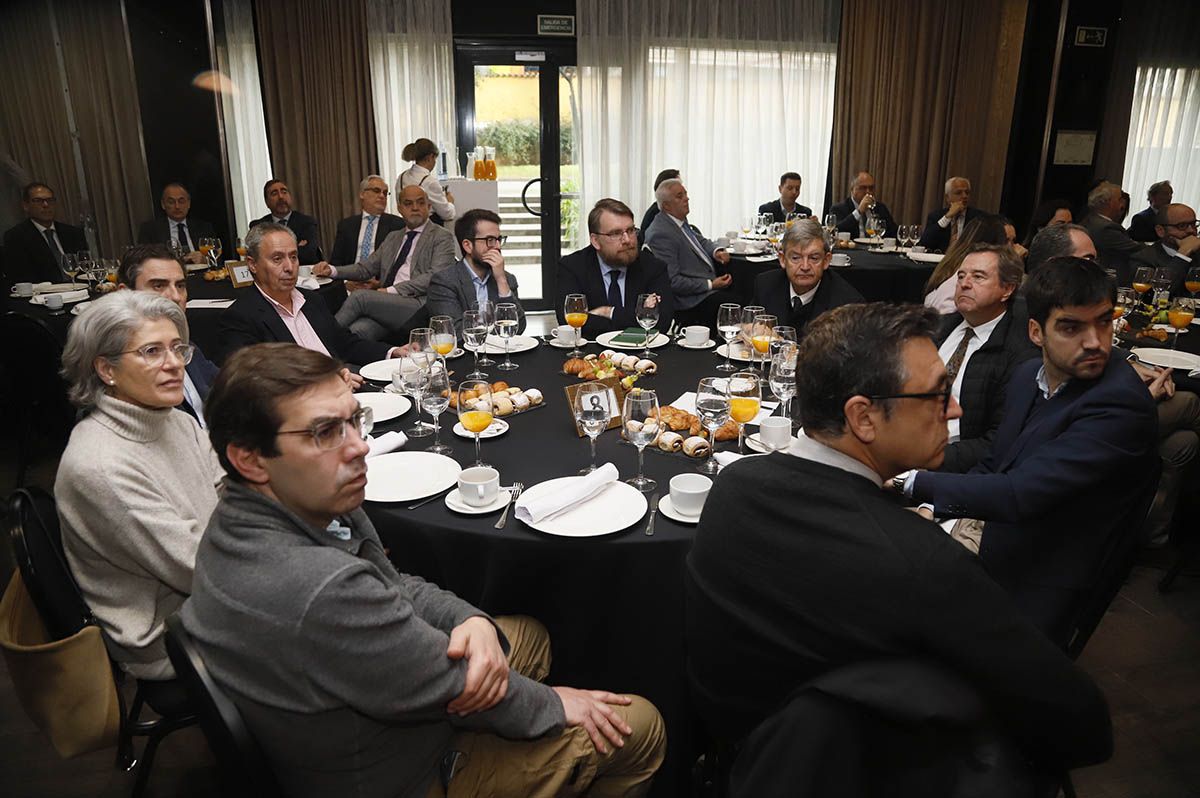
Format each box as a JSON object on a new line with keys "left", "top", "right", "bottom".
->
{"left": 495, "top": 482, "right": 523, "bottom": 529}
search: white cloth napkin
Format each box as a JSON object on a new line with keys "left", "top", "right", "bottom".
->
{"left": 186, "top": 298, "right": 236, "bottom": 309}
{"left": 297, "top": 275, "right": 321, "bottom": 290}
{"left": 515, "top": 462, "right": 619, "bottom": 525}
{"left": 30, "top": 289, "right": 89, "bottom": 304}
{"left": 367, "top": 430, "right": 407, "bottom": 458}
{"left": 713, "top": 451, "right": 744, "bottom": 470}
{"left": 670, "top": 390, "right": 778, "bottom": 426}
{"left": 746, "top": 254, "right": 777, "bottom": 263}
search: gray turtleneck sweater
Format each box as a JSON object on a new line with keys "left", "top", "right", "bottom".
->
{"left": 56, "top": 394, "right": 221, "bottom": 680}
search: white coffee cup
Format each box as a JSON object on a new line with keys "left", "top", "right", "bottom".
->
{"left": 551, "top": 324, "right": 581, "bottom": 342}
{"left": 299, "top": 264, "right": 314, "bottom": 279}
{"left": 715, "top": 236, "right": 731, "bottom": 249}
{"left": 670, "top": 473, "right": 712, "bottom": 517}
{"left": 683, "top": 325, "right": 709, "bottom": 346}
{"left": 758, "top": 417, "right": 793, "bottom": 451}
{"left": 837, "top": 232, "right": 851, "bottom": 243}
{"left": 881, "top": 237, "right": 897, "bottom": 251}
{"left": 732, "top": 240, "right": 749, "bottom": 254}
{"left": 14, "top": 282, "right": 34, "bottom": 297}
{"left": 458, "top": 466, "right": 500, "bottom": 507}
{"left": 43, "top": 294, "right": 65, "bottom": 311}
{"left": 831, "top": 253, "right": 851, "bottom": 267}
{"left": 725, "top": 230, "right": 739, "bottom": 240}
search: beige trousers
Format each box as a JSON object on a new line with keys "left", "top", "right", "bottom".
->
{"left": 425, "top": 615, "right": 667, "bottom": 798}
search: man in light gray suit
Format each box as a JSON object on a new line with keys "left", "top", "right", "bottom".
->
{"left": 644, "top": 178, "right": 735, "bottom": 332}
{"left": 314, "top": 185, "right": 457, "bottom": 341}
{"left": 427, "top": 208, "right": 527, "bottom": 334}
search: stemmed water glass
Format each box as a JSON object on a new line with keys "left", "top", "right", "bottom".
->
{"left": 76, "top": 251, "right": 94, "bottom": 285}
{"left": 769, "top": 343, "right": 798, "bottom": 423}
{"left": 727, "top": 371, "right": 761, "bottom": 455}
{"left": 574, "top": 381, "right": 612, "bottom": 474}
{"left": 695, "top": 377, "right": 731, "bottom": 475}
{"left": 422, "top": 361, "right": 453, "bottom": 455}
{"left": 739, "top": 305, "right": 764, "bottom": 370}
{"left": 403, "top": 329, "right": 435, "bottom": 437}
{"left": 476, "top": 300, "right": 496, "bottom": 366}
{"left": 430, "top": 315, "right": 457, "bottom": 361}
{"left": 462, "top": 309, "right": 489, "bottom": 380}
{"left": 1168, "top": 298, "right": 1195, "bottom": 350}
{"left": 751, "top": 314, "right": 777, "bottom": 374}
{"left": 62, "top": 253, "right": 80, "bottom": 285}
{"left": 563, "top": 293, "right": 588, "bottom": 358}
{"left": 823, "top": 214, "right": 838, "bottom": 242}
{"left": 622, "top": 388, "right": 660, "bottom": 492}
{"left": 457, "top": 379, "right": 493, "bottom": 467}
{"left": 636, "top": 293, "right": 660, "bottom": 359}
{"left": 210, "top": 237, "right": 223, "bottom": 267}
{"left": 494, "top": 302, "right": 519, "bottom": 371}
{"left": 716, "top": 303, "right": 741, "bottom": 372}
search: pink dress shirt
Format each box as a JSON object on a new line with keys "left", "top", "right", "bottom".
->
{"left": 256, "top": 286, "right": 331, "bottom": 356}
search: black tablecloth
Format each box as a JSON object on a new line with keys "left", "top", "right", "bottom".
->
{"left": 725, "top": 248, "right": 936, "bottom": 304}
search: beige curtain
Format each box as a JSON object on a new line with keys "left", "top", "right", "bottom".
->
{"left": 829, "top": 0, "right": 1027, "bottom": 224}
{"left": 255, "top": 0, "right": 379, "bottom": 252}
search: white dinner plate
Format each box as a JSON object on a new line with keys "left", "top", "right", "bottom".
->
{"left": 907, "top": 251, "right": 945, "bottom": 264}
{"left": 359, "top": 359, "right": 406, "bottom": 382}
{"left": 364, "top": 451, "right": 461, "bottom": 502}
{"left": 677, "top": 338, "right": 717, "bottom": 350}
{"left": 548, "top": 337, "right": 593, "bottom": 349}
{"left": 657, "top": 495, "right": 701, "bottom": 525}
{"left": 452, "top": 418, "right": 509, "bottom": 439}
{"left": 1130, "top": 348, "right": 1200, "bottom": 371}
{"left": 1152, "top": 324, "right": 1189, "bottom": 335}
{"left": 595, "top": 330, "right": 671, "bottom": 350}
{"left": 463, "top": 334, "right": 539, "bottom": 355}
{"left": 714, "top": 343, "right": 761, "bottom": 363}
{"left": 445, "top": 488, "right": 512, "bottom": 515}
{"left": 853, "top": 237, "right": 882, "bottom": 246}
{"left": 731, "top": 245, "right": 766, "bottom": 255}
{"left": 517, "top": 477, "right": 648, "bottom": 537}
{"left": 355, "top": 392, "right": 412, "bottom": 422}
{"left": 70, "top": 301, "right": 93, "bottom": 316}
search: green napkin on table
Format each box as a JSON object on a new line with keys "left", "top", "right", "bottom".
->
{"left": 611, "top": 326, "right": 657, "bottom": 344}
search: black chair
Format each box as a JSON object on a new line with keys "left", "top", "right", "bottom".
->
{"left": 0, "top": 312, "right": 75, "bottom": 487}
{"left": 164, "top": 615, "right": 283, "bottom": 798}
{"left": 5, "top": 487, "right": 197, "bottom": 797}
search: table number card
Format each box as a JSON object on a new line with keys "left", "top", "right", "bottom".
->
{"left": 229, "top": 264, "right": 255, "bottom": 288}
{"left": 563, "top": 376, "right": 627, "bottom": 437}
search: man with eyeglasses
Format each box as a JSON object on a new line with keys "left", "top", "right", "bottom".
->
{"left": 427, "top": 208, "right": 527, "bottom": 333}
{"left": 2, "top": 181, "right": 89, "bottom": 284}
{"left": 327, "top": 175, "right": 405, "bottom": 267}
{"left": 1130, "top": 203, "right": 1200, "bottom": 297}
{"left": 752, "top": 217, "right": 862, "bottom": 337}
{"left": 183, "top": 343, "right": 666, "bottom": 798}
{"left": 556, "top": 198, "right": 674, "bottom": 339}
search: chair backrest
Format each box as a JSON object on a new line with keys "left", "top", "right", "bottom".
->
{"left": 163, "top": 615, "right": 283, "bottom": 798}
{"left": 5, "top": 487, "right": 94, "bottom": 640}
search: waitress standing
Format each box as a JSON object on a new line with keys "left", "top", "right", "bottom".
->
{"left": 396, "top": 138, "right": 455, "bottom": 225}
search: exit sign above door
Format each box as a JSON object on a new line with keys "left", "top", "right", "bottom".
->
{"left": 537, "top": 14, "right": 575, "bottom": 36}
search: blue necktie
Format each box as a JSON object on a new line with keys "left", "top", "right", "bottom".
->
{"left": 681, "top": 223, "right": 713, "bottom": 266}
{"left": 359, "top": 215, "right": 377, "bottom": 263}
{"left": 607, "top": 270, "right": 623, "bottom": 312}
{"left": 383, "top": 230, "right": 418, "bottom": 287}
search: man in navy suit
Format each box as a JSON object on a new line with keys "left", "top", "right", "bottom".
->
{"left": 556, "top": 198, "right": 675, "bottom": 339}
{"left": 249, "top": 179, "right": 324, "bottom": 265}
{"left": 757, "top": 172, "right": 812, "bottom": 223}
{"left": 2, "top": 181, "right": 89, "bottom": 284}
{"left": 117, "top": 244, "right": 219, "bottom": 427}
{"left": 1127, "top": 180, "right": 1172, "bottom": 243}
{"left": 826, "top": 171, "right": 898, "bottom": 239}
{"left": 136, "top": 183, "right": 218, "bottom": 265}
{"left": 917, "top": 176, "right": 985, "bottom": 252}
{"left": 327, "top": 175, "right": 406, "bottom": 267}
{"left": 902, "top": 257, "right": 1158, "bottom": 647}
{"left": 752, "top": 217, "right": 862, "bottom": 337}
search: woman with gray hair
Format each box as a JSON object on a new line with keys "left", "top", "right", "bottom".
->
{"left": 55, "top": 290, "right": 221, "bottom": 708}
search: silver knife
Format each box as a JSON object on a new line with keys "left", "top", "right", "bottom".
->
{"left": 644, "top": 493, "right": 659, "bottom": 536}
{"left": 495, "top": 482, "right": 523, "bottom": 529}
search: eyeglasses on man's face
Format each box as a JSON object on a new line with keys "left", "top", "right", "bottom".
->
{"left": 277, "top": 406, "right": 374, "bottom": 451}
{"left": 117, "top": 342, "right": 195, "bottom": 368}
{"left": 364, "top": 186, "right": 390, "bottom": 196}
{"left": 28, "top": 196, "right": 56, "bottom": 205}
{"left": 866, "top": 389, "right": 953, "bottom": 415}
{"left": 471, "top": 235, "right": 507, "bottom": 248}
{"left": 1164, "top": 219, "right": 1198, "bottom": 232}
{"left": 595, "top": 226, "right": 639, "bottom": 242}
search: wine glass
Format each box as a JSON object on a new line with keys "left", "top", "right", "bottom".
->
{"left": 769, "top": 343, "right": 798, "bottom": 422}
{"left": 622, "top": 388, "right": 660, "bottom": 492}
{"left": 1186, "top": 267, "right": 1200, "bottom": 299}
{"left": 462, "top": 309, "right": 489, "bottom": 380}
{"left": 430, "top": 315, "right": 457, "bottom": 361}
{"left": 695, "top": 377, "right": 731, "bottom": 475}
{"left": 823, "top": 214, "right": 838, "bottom": 240}
{"left": 574, "top": 381, "right": 612, "bottom": 474}
{"left": 62, "top": 253, "right": 80, "bottom": 285}
{"left": 741, "top": 216, "right": 754, "bottom": 236}
{"left": 1168, "top": 297, "right": 1195, "bottom": 349}
{"left": 210, "top": 237, "right": 223, "bottom": 266}
{"left": 494, "top": 302, "right": 519, "bottom": 371}
{"left": 766, "top": 222, "right": 785, "bottom": 254}
{"left": 457, "top": 379, "right": 493, "bottom": 467}
{"left": 636, "top": 293, "right": 660, "bottom": 359}
{"left": 475, "top": 300, "right": 496, "bottom": 366}
{"left": 1132, "top": 266, "right": 1154, "bottom": 304}
{"left": 422, "top": 362, "right": 453, "bottom": 455}
{"left": 198, "top": 238, "right": 213, "bottom": 268}
{"left": 751, "top": 314, "right": 777, "bottom": 374}
{"left": 76, "top": 251, "right": 94, "bottom": 285}
{"left": 563, "top": 293, "right": 588, "bottom": 358}
{"left": 727, "top": 371, "right": 761, "bottom": 455}
{"left": 716, "top": 303, "right": 741, "bottom": 372}
{"left": 739, "top": 305, "right": 764, "bottom": 370}
{"left": 236, "top": 237, "right": 247, "bottom": 260}
{"left": 404, "top": 329, "right": 435, "bottom": 437}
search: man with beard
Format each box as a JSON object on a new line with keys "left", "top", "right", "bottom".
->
{"left": 556, "top": 198, "right": 675, "bottom": 339}
{"left": 250, "top": 179, "right": 323, "bottom": 265}
{"left": 427, "top": 209, "right": 527, "bottom": 333}
{"left": 1130, "top": 202, "right": 1200, "bottom": 297}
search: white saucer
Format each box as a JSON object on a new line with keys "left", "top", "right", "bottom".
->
{"left": 548, "top": 337, "right": 593, "bottom": 349}
{"left": 452, "top": 419, "right": 509, "bottom": 439}
{"left": 445, "top": 488, "right": 512, "bottom": 515}
{"left": 658, "top": 495, "right": 701, "bottom": 524}
{"left": 744, "top": 433, "right": 790, "bottom": 454}
{"left": 677, "top": 338, "right": 716, "bottom": 350}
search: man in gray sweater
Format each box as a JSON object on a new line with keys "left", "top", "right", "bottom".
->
{"left": 182, "top": 343, "right": 664, "bottom": 798}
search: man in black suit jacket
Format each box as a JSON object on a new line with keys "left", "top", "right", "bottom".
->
{"left": 917, "top": 176, "right": 984, "bottom": 251}
{"left": 1081, "top": 181, "right": 1144, "bottom": 284}
{"left": 219, "top": 222, "right": 398, "bottom": 376}
{"left": 826, "top": 170, "right": 898, "bottom": 239}
{"left": 136, "top": 183, "right": 217, "bottom": 266}
{"left": 757, "top": 171, "right": 812, "bottom": 223}
{"left": 328, "top": 175, "right": 406, "bottom": 267}
{"left": 2, "top": 182, "right": 88, "bottom": 284}
{"left": 249, "top": 179, "right": 323, "bottom": 265}
{"left": 1130, "top": 202, "right": 1199, "bottom": 297}
{"left": 1127, "top": 180, "right": 1172, "bottom": 243}
{"left": 906, "top": 258, "right": 1158, "bottom": 647}
{"left": 687, "top": 302, "right": 1111, "bottom": 784}
{"left": 556, "top": 199, "right": 675, "bottom": 339}
{"left": 752, "top": 218, "right": 863, "bottom": 336}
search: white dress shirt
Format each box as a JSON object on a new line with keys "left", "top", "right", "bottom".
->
{"left": 789, "top": 281, "right": 821, "bottom": 307}
{"left": 787, "top": 430, "right": 883, "bottom": 488}
{"left": 1164, "top": 243, "right": 1193, "bottom": 263}
{"left": 181, "top": 372, "right": 205, "bottom": 429}
{"left": 398, "top": 164, "right": 455, "bottom": 222}
{"left": 937, "top": 311, "right": 1005, "bottom": 442}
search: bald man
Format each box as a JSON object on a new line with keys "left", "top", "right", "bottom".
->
{"left": 917, "top": 177, "right": 985, "bottom": 251}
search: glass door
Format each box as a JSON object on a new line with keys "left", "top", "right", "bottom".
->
{"left": 454, "top": 41, "right": 579, "bottom": 311}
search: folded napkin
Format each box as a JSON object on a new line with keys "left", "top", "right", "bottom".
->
{"left": 746, "top": 254, "right": 777, "bottom": 263}
{"left": 713, "top": 451, "right": 744, "bottom": 470}
{"left": 611, "top": 326, "right": 657, "bottom": 344}
{"left": 367, "top": 430, "right": 407, "bottom": 458}
{"left": 297, "top": 275, "right": 321, "bottom": 290}
{"left": 186, "top": 298, "right": 236, "bottom": 309}
{"left": 515, "top": 462, "right": 619, "bottom": 525}
{"left": 30, "top": 289, "right": 89, "bottom": 304}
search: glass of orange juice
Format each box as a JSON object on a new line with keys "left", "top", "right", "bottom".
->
{"left": 727, "top": 370, "right": 761, "bottom": 455}
{"left": 1132, "top": 266, "right": 1154, "bottom": 302}
{"left": 430, "top": 315, "right": 457, "bottom": 359}
{"left": 1168, "top": 298, "right": 1195, "bottom": 349}
{"left": 564, "top": 293, "right": 588, "bottom": 358}
{"left": 457, "top": 379, "right": 493, "bottom": 467}
{"left": 751, "top": 314, "right": 777, "bottom": 373}
{"left": 1186, "top": 267, "right": 1200, "bottom": 299}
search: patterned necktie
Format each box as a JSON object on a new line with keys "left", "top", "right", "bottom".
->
{"left": 949, "top": 216, "right": 960, "bottom": 246}
{"left": 383, "top": 230, "right": 419, "bottom": 287}
{"left": 607, "top": 270, "right": 623, "bottom": 312}
{"left": 945, "top": 327, "right": 975, "bottom": 383}
{"left": 176, "top": 222, "right": 191, "bottom": 251}
{"left": 359, "top": 215, "right": 378, "bottom": 263}
{"left": 680, "top": 222, "right": 713, "bottom": 266}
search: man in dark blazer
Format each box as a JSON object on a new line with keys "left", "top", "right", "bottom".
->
{"left": 1127, "top": 180, "right": 1172, "bottom": 243}
{"left": 907, "top": 258, "right": 1158, "bottom": 647}
{"left": 136, "top": 182, "right": 217, "bottom": 266}
{"left": 932, "top": 245, "right": 1039, "bottom": 474}
{"left": 427, "top": 209, "right": 526, "bottom": 334}
{"left": 219, "top": 222, "right": 398, "bottom": 372}
{"left": 2, "top": 182, "right": 88, "bottom": 284}
{"left": 826, "top": 170, "right": 898, "bottom": 239}
{"left": 757, "top": 171, "right": 812, "bottom": 223}
{"left": 917, "top": 176, "right": 985, "bottom": 252}
{"left": 249, "top": 179, "right": 323, "bottom": 265}
{"left": 686, "top": 302, "right": 1112, "bottom": 786}
{"left": 752, "top": 217, "right": 862, "bottom": 336}
{"left": 327, "top": 175, "right": 406, "bottom": 267}
{"left": 1081, "top": 181, "right": 1144, "bottom": 284}
{"left": 1130, "top": 202, "right": 1199, "bottom": 297}
{"left": 556, "top": 198, "right": 674, "bottom": 339}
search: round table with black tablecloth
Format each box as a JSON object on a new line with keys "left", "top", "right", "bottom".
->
{"left": 724, "top": 247, "right": 937, "bottom": 304}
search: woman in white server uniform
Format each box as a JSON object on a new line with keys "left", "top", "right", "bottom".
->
{"left": 396, "top": 138, "right": 455, "bottom": 225}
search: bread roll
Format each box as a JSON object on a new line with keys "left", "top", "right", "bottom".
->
{"left": 621, "top": 353, "right": 640, "bottom": 370}
{"left": 506, "top": 387, "right": 523, "bottom": 396}
{"left": 683, "top": 436, "right": 711, "bottom": 457}
{"left": 494, "top": 396, "right": 514, "bottom": 416}
{"left": 658, "top": 431, "right": 683, "bottom": 452}
{"left": 525, "top": 388, "right": 544, "bottom": 405}
{"left": 511, "top": 392, "right": 531, "bottom": 410}
{"left": 713, "top": 419, "right": 739, "bottom": 442}
{"left": 601, "top": 349, "right": 619, "bottom": 361}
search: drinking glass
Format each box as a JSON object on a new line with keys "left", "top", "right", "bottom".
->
{"left": 865, "top": 214, "right": 883, "bottom": 242}
{"left": 769, "top": 325, "right": 797, "bottom": 357}
{"left": 622, "top": 388, "right": 660, "bottom": 492}
{"left": 727, "top": 371, "right": 761, "bottom": 455}
{"left": 457, "top": 379, "right": 493, "bottom": 467}
{"left": 769, "top": 343, "right": 798, "bottom": 422}
{"left": 574, "top": 381, "right": 612, "bottom": 474}
{"left": 404, "top": 329, "right": 435, "bottom": 437}
{"left": 198, "top": 238, "right": 214, "bottom": 268}
{"left": 63, "top": 253, "right": 80, "bottom": 284}
{"left": 476, "top": 300, "right": 496, "bottom": 366}
{"left": 823, "top": 214, "right": 838, "bottom": 239}
{"left": 494, "top": 302, "right": 519, "bottom": 371}
{"left": 695, "top": 377, "right": 731, "bottom": 475}
{"left": 785, "top": 211, "right": 800, "bottom": 229}
{"left": 636, "top": 293, "right": 660, "bottom": 359}
{"left": 716, "top": 303, "right": 741, "bottom": 372}
{"left": 563, "top": 293, "right": 588, "bottom": 358}
{"left": 1168, "top": 297, "right": 1195, "bottom": 349}
{"left": 210, "top": 237, "right": 223, "bottom": 266}
{"left": 76, "top": 251, "right": 94, "bottom": 281}
{"left": 236, "top": 237, "right": 247, "bottom": 260}
{"left": 430, "top": 315, "right": 457, "bottom": 360}
{"left": 739, "top": 305, "right": 764, "bottom": 370}
{"left": 1132, "top": 266, "right": 1154, "bottom": 303}
{"left": 741, "top": 216, "right": 754, "bottom": 236}
{"left": 422, "top": 362, "right": 453, "bottom": 455}
{"left": 462, "top": 309, "right": 489, "bottom": 380}
{"left": 751, "top": 314, "right": 777, "bottom": 374}
{"left": 766, "top": 222, "right": 785, "bottom": 254}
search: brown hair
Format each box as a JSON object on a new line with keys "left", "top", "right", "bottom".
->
{"left": 402, "top": 138, "right": 439, "bottom": 162}
{"left": 118, "top": 244, "right": 184, "bottom": 288}
{"left": 454, "top": 208, "right": 503, "bottom": 248}
{"left": 964, "top": 243, "right": 1024, "bottom": 291}
{"left": 587, "top": 198, "right": 635, "bottom": 234}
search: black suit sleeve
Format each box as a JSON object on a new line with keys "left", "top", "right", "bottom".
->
{"left": 554, "top": 256, "right": 613, "bottom": 340}
{"left": 216, "top": 304, "right": 264, "bottom": 364}
{"left": 136, "top": 220, "right": 158, "bottom": 245}
{"left": 329, "top": 218, "right": 356, "bottom": 266}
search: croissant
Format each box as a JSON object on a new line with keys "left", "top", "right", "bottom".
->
{"left": 563, "top": 358, "right": 589, "bottom": 374}
{"left": 491, "top": 381, "right": 510, "bottom": 392}
{"left": 712, "top": 419, "right": 739, "bottom": 442}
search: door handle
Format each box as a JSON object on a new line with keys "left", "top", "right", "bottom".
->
{"left": 521, "top": 178, "right": 544, "bottom": 217}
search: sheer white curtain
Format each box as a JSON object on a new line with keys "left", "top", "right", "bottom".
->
{"left": 1123, "top": 65, "right": 1200, "bottom": 208}
{"left": 366, "top": 0, "right": 456, "bottom": 192}
{"left": 215, "top": 0, "right": 273, "bottom": 237}
{"left": 576, "top": 0, "right": 841, "bottom": 239}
